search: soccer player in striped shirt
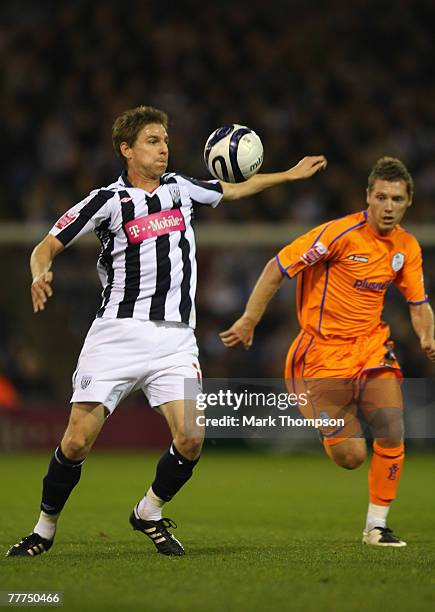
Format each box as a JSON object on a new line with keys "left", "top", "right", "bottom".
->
{"left": 221, "top": 157, "right": 435, "bottom": 547}
{"left": 7, "top": 106, "right": 326, "bottom": 557}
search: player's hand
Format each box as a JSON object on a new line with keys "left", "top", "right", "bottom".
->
{"left": 31, "top": 271, "right": 53, "bottom": 313}
{"left": 220, "top": 315, "right": 256, "bottom": 350}
{"left": 287, "top": 156, "right": 327, "bottom": 181}
{"left": 421, "top": 337, "right": 435, "bottom": 362}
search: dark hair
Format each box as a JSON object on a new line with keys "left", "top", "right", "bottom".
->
{"left": 367, "top": 156, "right": 414, "bottom": 199}
{"left": 112, "top": 105, "right": 169, "bottom": 163}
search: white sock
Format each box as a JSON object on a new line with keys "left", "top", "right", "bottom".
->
{"left": 136, "top": 487, "right": 165, "bottom": 521}
{"left": 33, "top": 511, "right": 59, "bottom": 540}
{"left": 365, "top": 502, "right": 390, "bottom": 532}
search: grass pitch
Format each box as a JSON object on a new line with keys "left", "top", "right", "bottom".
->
{"left": 1, "top": 450, "right": 434, "bottom": 612}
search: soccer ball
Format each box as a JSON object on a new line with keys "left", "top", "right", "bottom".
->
{"left": 204, "top": 124, "right": 263, "bottom": 183}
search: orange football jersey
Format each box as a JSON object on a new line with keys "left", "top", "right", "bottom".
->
{"left": 276, "top": 211, "right": 427, "bottom": 338}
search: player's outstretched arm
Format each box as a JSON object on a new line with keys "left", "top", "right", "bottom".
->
{"left": 220, "top": 155, "right": 327, "bottom": 201}
{"left": 220, "top": 258, "right": 285, "bottom": 349}
{"left": 409, "top": 302, "right": 435, "bottom": 362}
{"left": 30, "top": 234, "right": 64, "bottom": 313}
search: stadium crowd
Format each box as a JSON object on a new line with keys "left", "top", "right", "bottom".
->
{"left": 1, "top": 0, "right": 435, "bottom": 404}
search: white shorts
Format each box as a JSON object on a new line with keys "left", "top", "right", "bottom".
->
{"left": 71, "top": 318, "right": 202, "bottom": 413}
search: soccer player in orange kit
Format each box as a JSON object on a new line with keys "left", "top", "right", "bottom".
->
{"left": 221, "top": 157, "right": 435, "bottom": 547}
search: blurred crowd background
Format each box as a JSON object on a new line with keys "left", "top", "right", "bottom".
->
{"left": 1, "top": 0, "right": 435, "bottom": 410}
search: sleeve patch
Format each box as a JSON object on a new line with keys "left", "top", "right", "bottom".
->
{"left": 55, "top": 211, "right": 79, "bottom": 230}
{"left": 300, "top": 241, "right": 328, "bottom": 266}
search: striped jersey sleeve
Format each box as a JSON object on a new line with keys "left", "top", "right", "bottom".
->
{"left": 174, "top": 174, "right": 224, "bottom": 208}
{"left": 49, "top": 189, "right": 115, "bottom": 247}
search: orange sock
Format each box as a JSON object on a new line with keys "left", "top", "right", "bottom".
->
{"left": 368, "top": 441, "right": 404, "bottom": 506}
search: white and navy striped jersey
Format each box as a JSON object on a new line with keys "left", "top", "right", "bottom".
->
{"left": 49, "top": 171, "right": 223, "bottom": 328}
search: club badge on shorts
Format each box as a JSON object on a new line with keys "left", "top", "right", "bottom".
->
{"left": 391, "top": 252, "right": 405, "bottom": 272}
{"left": 80, "top": 375, "right": 93, "bottom": 389}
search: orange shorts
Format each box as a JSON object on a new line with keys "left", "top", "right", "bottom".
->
{"left": 284, "top": 325, "right": 403, "bottom": 444}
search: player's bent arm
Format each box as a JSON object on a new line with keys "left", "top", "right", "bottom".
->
{"left": 220, "top": 155, "right": 327, "bottom": 201}
{"left": 220, "top": 258, "right": 285, "bottom": 349}
{"left": 409, "top": 301, "right": 435, "bottom": 362}
{"left": 30, "top": 234, "right": 64, "bottom": 313}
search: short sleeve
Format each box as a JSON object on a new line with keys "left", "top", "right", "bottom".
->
{"left": 276, "top": 221, "right": 341, "bottom": 278}
{"left": 394, "top": 236, "right": 428, "bottom": 304}
{"left": 49, "top": 190, "right": 115, "bottom": 248}
{"left": 276, "top": 213, "right": 367, "bottom": 279}
{"left": 175, "top": 174, "right": 224, "bottom": 208}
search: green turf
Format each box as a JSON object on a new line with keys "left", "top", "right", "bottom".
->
{"left": 1, "top": 450, "right": 434, "bottom": 612}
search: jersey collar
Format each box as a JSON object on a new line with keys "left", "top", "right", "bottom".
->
{"left": 120, "top": 170, "right": 133, "bottom": 188}
{"left": 120, "top": 170, "right": 166, "bottom": 190}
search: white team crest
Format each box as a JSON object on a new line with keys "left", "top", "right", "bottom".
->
{"left": 391, "top": 252, "right": 405, "bottom": 272}
{"left": 80, "top": 375, "right": 92, "bottom": 389}
{"left": 168, "top": 184, "right": 181, "bottom": 206}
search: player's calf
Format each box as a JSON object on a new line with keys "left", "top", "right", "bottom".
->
{"left": 7, "top": 403, "right": 105, "bottom": 558}
{"left": 6, "top": 444, "right": 84, "bottom": 558}
{"left": 131, "top": 441, "right": 202, "bottom": 554}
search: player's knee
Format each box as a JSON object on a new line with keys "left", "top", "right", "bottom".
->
{"left": 368, "top": 409, "right": 404, "bottom": 440}
{"left": 329, "top": 446, "right": 366, "bottom": 470}
{"left": 61, "top": 432, "right": 93, "bottom": 460}
{"left": 339, "top": 451, "right": 366, "bottom": 470}
{"left": 174, "top": 434, "right": 204, "bottom": 460}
